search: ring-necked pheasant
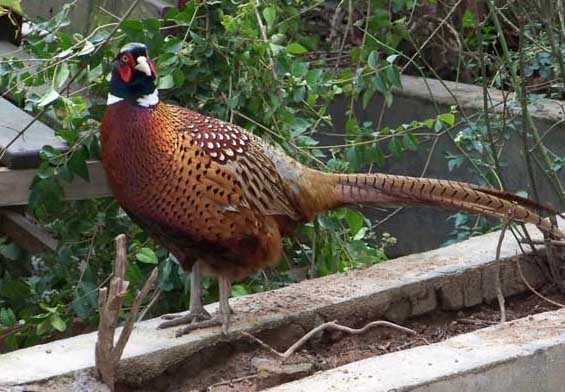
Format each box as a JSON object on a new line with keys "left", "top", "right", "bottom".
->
{"left": 101, "top": 43, "right": 564, "bottom": 336}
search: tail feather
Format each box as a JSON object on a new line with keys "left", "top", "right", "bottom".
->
{"left": 323, "top": 172, "right": 564, "bottom": 239}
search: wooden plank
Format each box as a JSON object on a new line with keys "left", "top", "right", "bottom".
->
{"left": 0, "top": 97, "right": 68, "bottom": 169}
{"left": 0, "top": 41, "right": 67, "bottom": 169}
{"left": 0, "top": 160, "right": 112, "bottom": 207}
{"left": 0, "top": 209, "right": 57, "bottom": 253}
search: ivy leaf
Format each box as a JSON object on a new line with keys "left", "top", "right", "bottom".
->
{"left": 40, "top": 145, "right": 61, "bottom": 164}
{"left": 36, "top": 319, "right": 51, "bottom": 336}
{"left": 0, "top": 307, "right": 16, "bottom": 327}
{"left": 367, "top": 50, "right": 378, "bottom": 69}
{"left": 287, "top": 43, "right": 308, "bottom": 55}
{"left": 67, "top": 147, "right": 90, "bottom": 182}
{"left": 385, "top": 66, "right": 402, "bottom": 89}
{"left": 0, "top": 242, "right": 21, "bottom": 261}
{"left": 158, "top": 74, "right": 174, "bottom": 89}
{"left": 262, "top": 6, "right": 276, "bottom": 30}
{"left": 78, "top": 40, "right": 94, "bottom": 56}
{"left": 439, "top": 113, "right": 455, "bottom": 126}
{"left": 29, "top": 177, "right": 64, "bottom": 214}
{"left": 231, "top": 284, "right": 248, "bottom": 297}
{"left": 53, "top": 63, "right": 70, "bottom": 89}
{"left": 366, "top": 143, "right": 385, "bottom": 166}
{"left": 136, "top": 247, "right": 158, "bottom": 264}
{"left": 0, "top": 0, "right": 22, "bottom": 14}
{"left": 49, "top": 314, "right": 66, "bottom": 332}
{"left": 37, "top": 89, "right": 60, "bottom": 107}
{"left": 402, "top": 133, "right": 419, "bottom": 151}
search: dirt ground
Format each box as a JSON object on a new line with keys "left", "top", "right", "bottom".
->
{"left": 132, "top": 290, "right": 565, "bottom": 392}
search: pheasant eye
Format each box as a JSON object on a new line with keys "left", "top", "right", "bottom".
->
{"left": 121, "top": 55, "right": 129, "bottom": 63}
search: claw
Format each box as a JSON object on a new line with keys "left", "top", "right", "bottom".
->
{"left": 174, "top": 316, "right": 223, "bottom": 337}
{"left": 157, "top": 308, "right": 212, "bottom": 329}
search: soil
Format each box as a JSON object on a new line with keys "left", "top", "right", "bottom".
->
{"left": 131, "top": 290, "right": 565, "bottom": 392}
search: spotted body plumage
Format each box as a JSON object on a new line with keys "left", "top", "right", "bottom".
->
{"left": 101, "top": 42, "right": 564, "bottom": 336}
{"left": 101, "top": 102, "right": 306, "bottom": 279}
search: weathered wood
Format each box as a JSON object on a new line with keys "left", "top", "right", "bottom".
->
{"left": 0, "top": 41, "right": 66, "bottom": 169}
{"left": 0, "top": 208, "right": 57, "bottom": 253}
{"left": 0, "top": 96, "right": 67, "bottom": 169}
{"left": 0, "top": 160, "right": 112, "bottom": 207}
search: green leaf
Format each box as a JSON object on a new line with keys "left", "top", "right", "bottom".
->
{"left": 0, "top": 278, "right": 30, "bottom": 300}
{"left": 367, "top": 50, "right": 378, "bottom": 69}
{"left": 53, "top": 63, "right": 70, "bottom": 89}
{"left": 385, "top": 66, "right": 402, "bottom": 89}
{"left": 344, "top": 210, "right": 364, "bottom": 236}
{"left": 67, "top": 147, "right": 90, "bottom": 182}
{"left": 36, "top": 319, "right": 51, "bottom": 336}
{"left": 231, "top": 284, "right": 248, "bottom": 297}
{"left": 0, "top": 242, "right": 21, "bottom": 261}
{"left": 374, "top": 73, "right": 388, "bottom": 94}
{"left": 439, "top": 113, "right": 455, "bottom": 126}
{"left": 0, "top": 0, "right": 22, "bottom": 14}
{"left": 40, "top": 145, "right": 61, "bottom": 164}
{"left": 0, "top": 307, "right": 16, "bottom": 327}
{"left": 463, "top": 8, "right": 478, "bottom": 28}
{"left": 49, "top": 314, "right": 66, "bottom": 332}
{"left": 158, "top": 74, "right": 174, "bottom": 89}
{"left": 121, "top": 19, "right": 144, "bottom": 32}
{"left": 136, "top": 247, "right": 158, "bottom": 264}
{"left": 366, "top": 143, "right": 385, "bottom": 166}
{"left": 287, "top": 43, "right": 308, "bottom": 55}
{"left": 423, "top": 118, "right": 435, "bottom": 129}
{"left": 386, "top": 54, "right": 399, "bottom": 64}
{"left": 37, "top": 89, "right": 60, "bottom": 107}
{"left": 262, "top": 6, "right": 276, "bottom": 30}
{"left": 29, "top": 177, "right": 64, "bottom": 214}
{"left": 402, "top": 133, "right": 419, "bottom": 151}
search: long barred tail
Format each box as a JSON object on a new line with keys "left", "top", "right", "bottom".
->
{"left": 324, "top": 172, "right": 564, "bottom": 239}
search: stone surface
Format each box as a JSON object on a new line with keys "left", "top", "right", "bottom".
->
{"left": 266, "top": 308, "right": 565, "bottom": 392}
{"left": 0, "top": 222, "right": 554, "bottom": 387}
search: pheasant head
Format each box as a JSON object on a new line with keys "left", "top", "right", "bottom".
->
{"left": 108, "top": 42, "right": 159, "bottom": 107}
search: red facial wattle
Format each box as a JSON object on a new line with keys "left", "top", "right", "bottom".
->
{"left": 119, "top": 64, "right": 132, "bottom": 83}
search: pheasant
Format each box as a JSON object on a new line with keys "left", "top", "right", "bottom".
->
{"left": 101, "top": 42, "right": 564, "bottom": 336}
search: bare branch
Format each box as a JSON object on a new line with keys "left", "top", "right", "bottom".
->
{"left": 243, "top": 319, "right": 417, "bottom": 361}
{"left": 95, "top": 235, "right": 159, "bottom": 391}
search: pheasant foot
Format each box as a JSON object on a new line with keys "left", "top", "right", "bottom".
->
{"left": 158, "top": 307, "right": 212, "bottom": 327}
{"left": 157, "top": 260, "right": 213, "bottom": 329}
{"left": 160, "top": 275, "right": 233, "bottom": 337}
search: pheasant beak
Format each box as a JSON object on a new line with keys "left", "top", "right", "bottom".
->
{"left": 135, "top": 56, "right": 153, "bottom": 77}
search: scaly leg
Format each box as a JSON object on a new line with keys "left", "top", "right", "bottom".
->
{"left": 171, "top": 275, "right": 233, "bottom": 337}
{"left": 158, "top": 261, "right": 212, "bottom": 328}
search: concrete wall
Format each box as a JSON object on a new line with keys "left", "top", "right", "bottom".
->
{"left": 21, "top": 0, "right": 170, "bottom": 34}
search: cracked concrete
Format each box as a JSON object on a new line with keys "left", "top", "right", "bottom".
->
{"left": 267, "top": 308, "right": 565, "bottom": 392}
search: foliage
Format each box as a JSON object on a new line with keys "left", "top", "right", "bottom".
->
{"left": 4, "top": 0, "right": 558, "bottom": 352}
{"left": 0, "top": 0, "right": 426, "bottom": 351}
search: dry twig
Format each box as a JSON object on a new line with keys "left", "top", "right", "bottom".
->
{"left": 516, "top": 257, "right": 565, "bottom": 308}
{"left": 243, "top": 319, "right": 417, "bottom": 361}
{"left": 95, "top": 234, "right": 158, "bottom": 391}
{"left": 494, "top": 214, "right": 516, "bottom": 323}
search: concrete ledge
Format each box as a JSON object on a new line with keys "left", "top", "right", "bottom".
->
{"left": 398, "top": 74, "right": 565, "bottom": 124}
{"left": 267, "top": 307, "right": 565, "bottom": 392}
{"left": 0, "top": 223, "right": 552, "bottom": 387}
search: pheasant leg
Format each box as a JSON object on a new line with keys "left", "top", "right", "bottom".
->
{"left": 171, "top": 275, "right": 233, "bottom": 337}
{"left": 158, "top": 261, "right": 211, "bottom": 328}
